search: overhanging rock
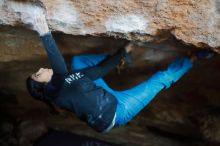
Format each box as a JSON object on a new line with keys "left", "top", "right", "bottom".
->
{"left": 1, "top": 0, "right": 220, "bottom": 52}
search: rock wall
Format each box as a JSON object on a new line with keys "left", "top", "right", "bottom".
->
{"left": 1, "top": 1, "right": 220, "bottom": 146}
{"left": 1, "top": 0, "right": 220, "bottom": 52}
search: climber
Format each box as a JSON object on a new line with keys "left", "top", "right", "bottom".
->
{"left": 26, "top": 12, "right": 213, "bottom": 133}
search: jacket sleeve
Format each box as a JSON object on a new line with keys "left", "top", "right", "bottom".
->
{"left": 82, "top": 48, "right": 131, "bottom": 80}
{"left": 40, "top": 32, "right": 68, "bottom": 74}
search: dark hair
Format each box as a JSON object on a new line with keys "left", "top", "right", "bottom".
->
{"left": 26, "top": 77, "right": 45, "bottom": 101}
{"left": 26, "top": 77, "right": 61, "bottom": 114}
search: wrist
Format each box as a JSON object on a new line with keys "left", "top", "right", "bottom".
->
{"left": 34, "top": 18, "right": 49, "bottom": 36}
{"left": 39, "top": 31, "right": 50, "bottom": 36}
{"left": 39, "top": 31, "right": 51, "bottom": 37}
{"left": 38, "top": 26, "right": 49, "bottom": 36}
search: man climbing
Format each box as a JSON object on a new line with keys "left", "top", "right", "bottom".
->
{"left": 26, "top": 11, "right": 214, "bottom": 133}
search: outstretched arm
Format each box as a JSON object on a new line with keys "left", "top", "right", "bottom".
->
{"left": 34, "top": 13, "right": 68, "bottom": 74}
{"left": 40, "top": 32, "right": 68, "bottom": 74}
{"left": 82, "top": 47, "right": 132, "bottom": 80}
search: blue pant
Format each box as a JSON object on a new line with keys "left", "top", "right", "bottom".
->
{"left": 71, "top": 54, "right": 193, "bottom": 126}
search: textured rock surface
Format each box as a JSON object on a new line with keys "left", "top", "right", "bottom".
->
{"left": 0, "top": 26, "right": 220, "bottom": 146}
{"left": 1, "top": 1, "right": 220, "bottom": 146}
{"left": 0, "top": 53, "right": 220, "bottom": 146}
{"left": 1, "top": 0, "right": 220, "bottom": 51}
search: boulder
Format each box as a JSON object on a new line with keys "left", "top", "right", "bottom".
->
{"left": 0, "top": 0, "right": 220, "bottom": 52}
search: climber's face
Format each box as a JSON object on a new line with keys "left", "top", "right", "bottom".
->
{"left": 31, "top": 68, "right": 53, "bottom": 83}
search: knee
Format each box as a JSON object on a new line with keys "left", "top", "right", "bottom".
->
{"left": 71, "top": 55, "right": 86, "bottom": 64}
{"left": 71, "top": 55, "right": 88, "bottom": 70}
